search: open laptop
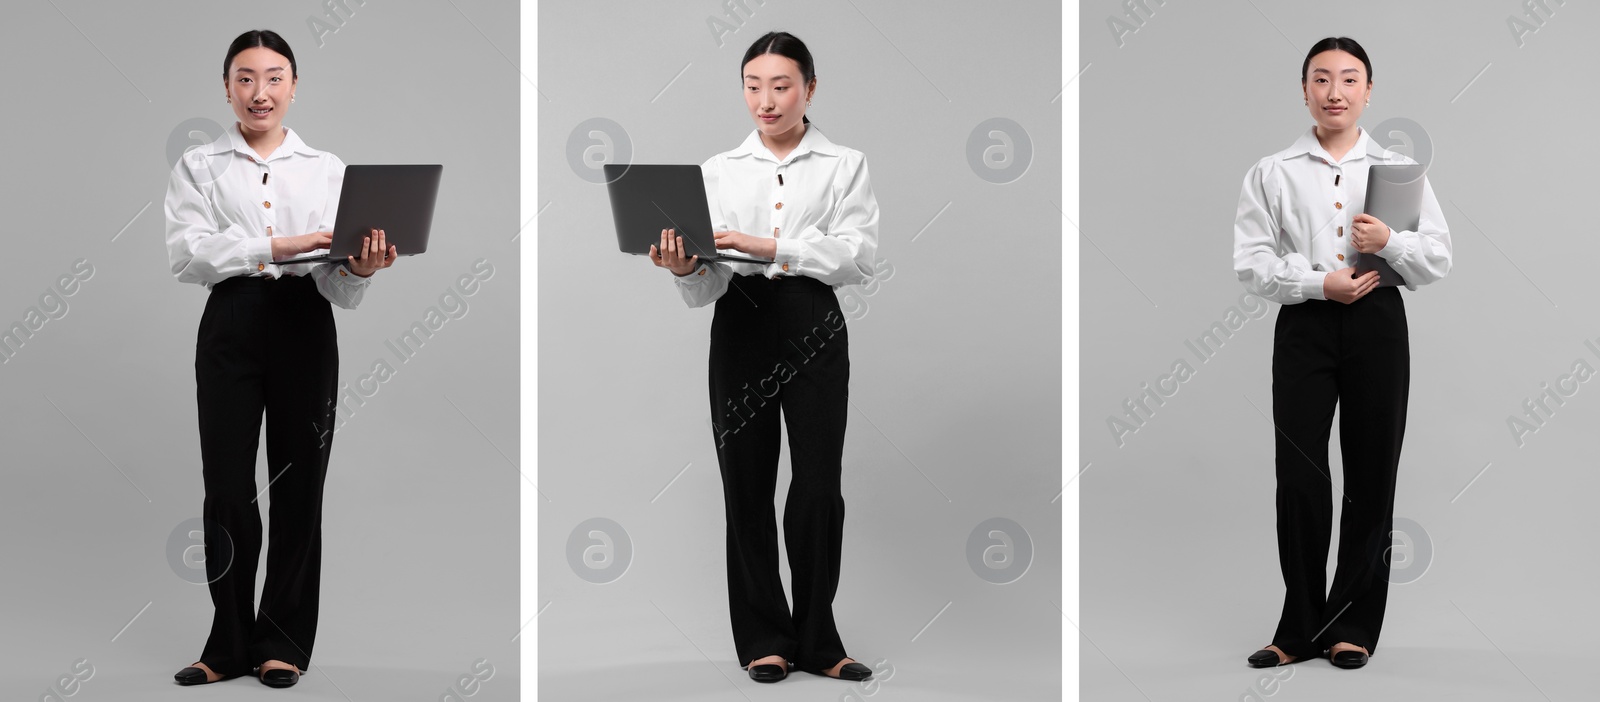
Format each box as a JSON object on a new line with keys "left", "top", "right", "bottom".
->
{"left": 278, "top": 164, "right": 443, "bottom": 265}
{"left": 1357, "top": 164, "right": 1424, "bottom": 288}
{"left": 602, "top": 163, "right": 770, "bottom": 265}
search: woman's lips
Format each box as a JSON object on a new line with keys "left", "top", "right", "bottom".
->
{"left": 760, "top": 114, "right": 780, "bottom": 122}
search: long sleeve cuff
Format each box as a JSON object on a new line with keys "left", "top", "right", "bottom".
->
{"left": 1300, "top": 272, "right": 1328, "bottom": 301}
{"left": 1375, "top": 229, "right": 1410, "bottom": 261}
{"left": 247, "top": 235, "right": 273, "bottom": 269}
{"left": 773, "top": 236, "right": 804, "bottom": 275}
{"left": 328, "top": 261, "right": 375, "bottom": 286}
{"left": 673, "top": 263, "right": 712, "bottom": 284}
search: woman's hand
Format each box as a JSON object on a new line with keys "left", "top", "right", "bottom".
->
{"left": 347, "top": 228, "right": 397, "bottom": 278}
{"left": 713, "top": 230, "right": 775, "bottom": 260}
{"left": 271, "top": 231, "right": 333, "bottom": 260}
{"left": 1323, "top": 266, "right": 1380, "bottom": 304}
{"left": 650, "top": 228, "right": 699, "bottom": 276}
{"left": 1350, "top": 214, "right": 1391, "bottom": 254}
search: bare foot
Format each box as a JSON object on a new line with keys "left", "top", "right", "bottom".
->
{"left": 188, "top": 662, "right": 224, "bottom": 683}
{"left": 1329, "top": 642, "right": 1369, "bottom": 656}
{"left": 822, "top": 657, "right": 859, "bottom": 678}
{"left": 258, "top": 659, "right": 301, "bottom": 678}
{"left": 1262, "top": 645, "right": 1296, "bottom": 664}
{"left": 745, "top": 654, "right": 788, "bottom": 670}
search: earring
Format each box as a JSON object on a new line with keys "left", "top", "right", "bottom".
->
{"left": 291, "top": 96, "right": 296, "bottom": 103}
{"left": 227, "top": 97, "right": 231, "bottom": 103}
{"left": 1365, "top": 100, "right": 1370, "bottom": 106}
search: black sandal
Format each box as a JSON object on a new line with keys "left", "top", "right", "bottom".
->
{"left": 1246, "top": 647, "right": 1301, "bottom": 668}
{"left": 257, "top": 664, "right": 301, "bottom": 687}
{"left": 811, "top": 657, "right": 872, "bottom": 681}
{"left": 174, "top": 662, "right": 237, "bottom": 685}
{"left": 745, "top": 656, "right": 791, "bottom": 683}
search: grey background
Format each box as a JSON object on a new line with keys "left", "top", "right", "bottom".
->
{"left": 1081, "top": 0, "right": 1597, "bottom": 699}
{"left": 0, "top": 1, "right": 519, "bottom": 700}
{"left": 538, "top": 0, "right": 1060, "bottom": 700}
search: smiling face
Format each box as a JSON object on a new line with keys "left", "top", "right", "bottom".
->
{"left": 224, "top": 46, "right": 295, "bottom": 136}
{"left": 1302, "top": 49, "right": 1370, "bottom": 131}
{"left": 742, "top": 53, "right": 813, "bottom": 137}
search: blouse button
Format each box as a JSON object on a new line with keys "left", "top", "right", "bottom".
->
{"left": 775, "top": 202, "right": 783, "bottom": 210}
{"left": 1334, "top": 201, "right": 1342, "bottom": 210}
{"left": 782, "top": 263, "right": 789, "bottom": 272}
{"left": 1337, "top": 226, "right": 1343, "bottom": 237}
{"left": 257, "top": 263, "right": 265, "bottom": 271}
{"left": 697, "top": 268, "right": 707, "bottom": 276}
{"left": 263, "top": 200, "right": 272, "bottom": 209}
{"left": 338, "top": 269, "right": 348, "bottom": 277}
{"left": 1337, "top": 253, "right": 1345, "bottom": 261}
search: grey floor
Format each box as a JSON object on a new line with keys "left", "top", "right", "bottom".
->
{"left": 537, "top": 595, "right": 1060, "bottom": 701}
{"left": 3, "top": 665, "right": 520, "bottom": 702}
{"left": 1083, "top": 645, "right": 1587, "bottom": 701}
{"left": 1080, "top": 567, "right": 1594, "bottom": 700}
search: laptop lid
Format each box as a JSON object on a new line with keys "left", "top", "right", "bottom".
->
{"left": 280, "top": 164, "right": 442, "bottom": 264}
{"left": 1357, "top": 164, "right": 1424, "bottom": 287}
{"left": 602, "top": 163, "right": 767, "bottom": 264}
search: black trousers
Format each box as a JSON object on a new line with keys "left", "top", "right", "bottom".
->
{"left": 708, "top": 273, "right": 851, "bottom": 673}
{"left": 1269, "top": 285, "right": 1409, "bottom": 659}
{"left": 195, "top": 274, "right": 339, "bottom": 675}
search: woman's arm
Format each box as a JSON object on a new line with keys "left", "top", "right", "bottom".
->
{"left": 1233, "top": 157, "right": 1324, "bottom": 304}
{"left": 772, "top": 153, "right": 879, "bottom": 288}
{"left": 164, "top": 162, "right": 273, "bottom": 285}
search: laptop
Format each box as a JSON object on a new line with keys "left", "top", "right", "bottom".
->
{"left": 602, "top": 163, "right": 770, "bottom": 264}
{"left": 1357, "top": 164, "right": 1424, "bottom": 288}
{"left": 278, "top": 164, "right": 443, "bottom": 265}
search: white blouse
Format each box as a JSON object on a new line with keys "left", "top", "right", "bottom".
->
{"left": 1232, "top": 125, "right": 1452, "bottom": 304}
{"left": 165, "top": 122, "right": 373, "bottom": 310}
{"left": 673, "top": 123, "right": 880, "bottom": 308}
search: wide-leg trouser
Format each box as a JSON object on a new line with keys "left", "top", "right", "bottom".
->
{"left": 1269, "top": 285, "right": 1409, "bottom": 659}
{"left": 708, "top": 273, "right": 851, "bottom": 674}
{"left": 195, "top": 273, "right": 339, "bottom": 675}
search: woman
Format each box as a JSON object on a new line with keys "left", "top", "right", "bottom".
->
{"left": 651, "top": 31, "right": 879, "bottom": 684}
{"left": 165, "top": 29, "right": 396, "bottom": 688}
{"left": 1233, "top": 36, "right": 1452, "bottom": 670}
